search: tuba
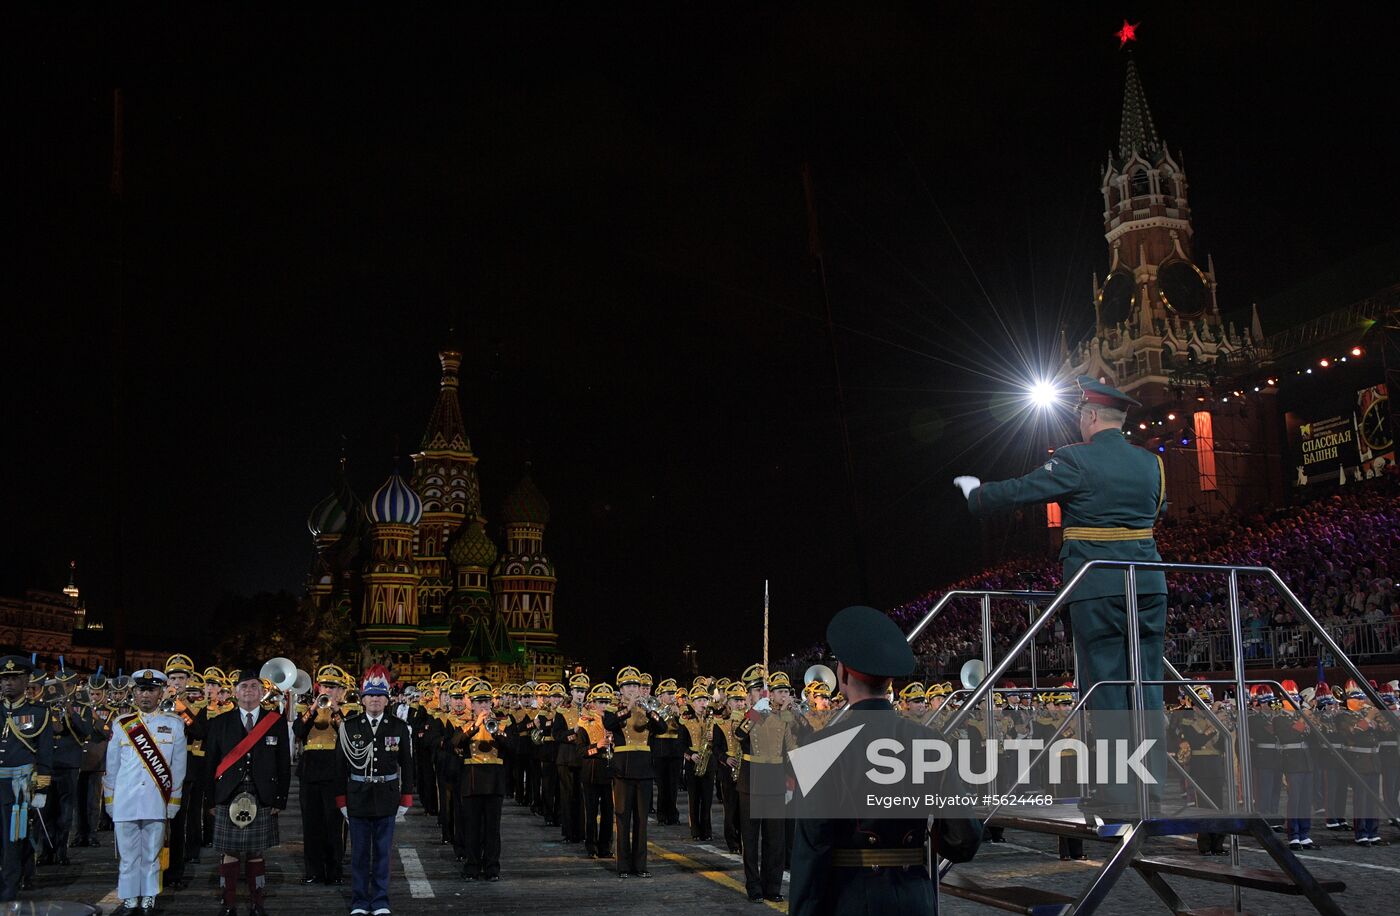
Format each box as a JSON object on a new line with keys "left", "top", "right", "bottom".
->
{"left": 804, "top": 664, "right": 837, "bottom": 691}
{"left": 959, "top": 659, "right": 986, "bottom": 691}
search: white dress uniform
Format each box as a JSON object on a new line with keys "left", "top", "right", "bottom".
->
{"left": 103, "top": 705, "right": 186, "bottom": 908}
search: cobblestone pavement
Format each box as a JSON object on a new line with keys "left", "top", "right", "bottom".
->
{"left": 19, "top": 785, "right": 1399, "bottom": 914}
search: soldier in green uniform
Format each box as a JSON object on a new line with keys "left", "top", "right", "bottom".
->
{"left": 956, "top": 375, "right": 1167, "bottom": 811}
{"left": 790, "top": 607, "right": 981, "bottom": 915}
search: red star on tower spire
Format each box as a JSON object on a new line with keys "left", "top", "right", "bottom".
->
{"left": 1115, "top": 19, "right": 1140, "bottom": 48}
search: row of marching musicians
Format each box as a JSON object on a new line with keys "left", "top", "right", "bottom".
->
{"left": 394, "top": 663, "right": 846, "bottom": 903}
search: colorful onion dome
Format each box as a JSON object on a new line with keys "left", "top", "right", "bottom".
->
{"left": 369, "top": 465, "right": 423, "bottom": 526}
{"left": 307, "top": 490, "right": 348, "bottom": 537}
{"left": 501, "top": 465, "right": 550, "bottom": 525}
{"left": 448, "top": 519, "right": 498, "bottom": 569}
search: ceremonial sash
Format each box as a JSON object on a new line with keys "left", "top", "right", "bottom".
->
{"left": 117, "top": 714, "right": 174, "bottom": 804}
{"left": 215, "top": 710, "right": 283, "bottom": 781}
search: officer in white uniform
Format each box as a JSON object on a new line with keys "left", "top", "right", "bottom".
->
{"left": 103, "top": 669, "right": 186, "bottom": 916}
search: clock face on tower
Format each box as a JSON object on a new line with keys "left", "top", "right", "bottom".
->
{"left": 1359, "top": 396, "right": 1393, "bottom": 455}
{"left": 1099, "top": 272, "right": 1136, "bottom": 328}
{"left": 1157, "top": 261, "right": 1209, "bottom": 320}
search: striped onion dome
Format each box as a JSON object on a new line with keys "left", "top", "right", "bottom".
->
{"left": 448, "top": 519, "right": 498, "bottom": 569}
{"left": 306, "top": 491, "right": 348, "bottom": 538}
{"left": 368, "top": 467, "right": 423, "bottom": 526}
{"left": 501, "top": 466, "right": 550, "bottom": 525}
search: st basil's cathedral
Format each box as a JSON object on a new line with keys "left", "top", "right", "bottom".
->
{"left": 302, "top": 348, "right": 562, "bottom": 684}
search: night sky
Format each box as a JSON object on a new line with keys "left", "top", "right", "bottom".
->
{"left": 8, "top": 4, "right": 1399, "bottom": 674}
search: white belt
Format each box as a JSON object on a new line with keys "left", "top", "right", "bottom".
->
{"left": 1277, "top": 743, "right": 1307, "bottom": 750}
{"left": 1344, "top": 747, "right": 1379, "bottom": 754}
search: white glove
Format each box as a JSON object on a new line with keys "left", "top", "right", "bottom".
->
{"left": 752, "top": 697, "right": 771, "bottom": 713}
{"left": 31, "top": 794, "right": 46, "bottom": 810}
{"left": 339, "top": 806, "right": 348, "bottom": 820}
{"left": 953, "top": 476, "right": 981, "bottom": 499}
{"left": 396, "top": 805, "right": 408, "bottom": 820}
{"left": 166, "top": 802, "right": 180, "bottom": 820}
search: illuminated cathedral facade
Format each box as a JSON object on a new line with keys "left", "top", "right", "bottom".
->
{"left": 304, "top": 349, "right": 562, "bottom": 683}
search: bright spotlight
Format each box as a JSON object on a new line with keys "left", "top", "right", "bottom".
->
{"left": 1027, "top": 380, "right": 1057, "bottom": 409}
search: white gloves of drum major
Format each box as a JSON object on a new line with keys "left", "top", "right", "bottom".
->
{"left": 31, "top": 794, "right": 46, "bottom": 811}
{"left": 339, "top": 806, "right": 348, "bottom": 820}
{"left": 396, "top": 805, "right": 408, "bottom": 820}
{"left": 953, "top": 476, "right": 981, "bottom": 499}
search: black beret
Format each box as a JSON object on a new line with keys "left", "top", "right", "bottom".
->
{"left": 826, "top": 606, "right": 915, "bottom": 678}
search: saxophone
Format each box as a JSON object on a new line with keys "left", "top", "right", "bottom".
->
{"left": 694, "top": 711, "right": 713, "bottom": 777}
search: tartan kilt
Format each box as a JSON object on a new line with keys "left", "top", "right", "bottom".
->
{"left": 213, "top": 803, "right": 279, "bottom": 854}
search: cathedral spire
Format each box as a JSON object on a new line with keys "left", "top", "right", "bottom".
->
{"left": 420, "top": 348, "right": 472, "bottom": 454}
{"left": 1118, "top": 57, "right": 1163, "bottom": 163}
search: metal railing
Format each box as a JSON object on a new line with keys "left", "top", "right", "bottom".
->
{"left": 915, "top": 618, "right": 1400, "bottom": 680}
{"left": 913, "top": 559, "right": 1400, "bottom": 916}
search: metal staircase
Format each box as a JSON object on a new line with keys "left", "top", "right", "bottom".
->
{"left": 906, "top": 560, "right": 1400, "bottom": 915}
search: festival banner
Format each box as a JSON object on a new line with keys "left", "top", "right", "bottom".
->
{"left": 1285, "top": 383, "right": 1392, "bottom": 486}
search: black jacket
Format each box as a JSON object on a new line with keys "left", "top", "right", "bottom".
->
{"left": 202, "top": 706, "right": 291, "bottom": 810}
{"left": 603, "top": 704, "right": 665, "bottom": 780}
{"left": 789, "top": 698, "right": 981, "bottom": 916}
{"left": 334, "top": 713, "right": 415, "bottom": 817}
{"left": 52, "top": 705, "right": 94, "bottom": 769}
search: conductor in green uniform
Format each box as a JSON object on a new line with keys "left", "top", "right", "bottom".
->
{"left": 954, "top": 376, "right": 1167, "bottom": 810}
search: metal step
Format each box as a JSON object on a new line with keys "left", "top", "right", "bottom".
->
{"left": 987, "top": 810, "right": 1133, "bottom": 841}
{"left": 1131, "top": 856, "right": 1347, "bottom": 895}
{"left": 940, "top": 871, "right": 1076, "bottom": 916}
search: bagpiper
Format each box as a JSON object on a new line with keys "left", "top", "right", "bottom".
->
{"left": 103, "top": 668, "right": 185, "bottom": 916}
{"left": 202, "top": 665, "right": 291, "bottom": 916}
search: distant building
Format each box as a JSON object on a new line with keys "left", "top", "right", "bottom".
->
{"left": 304, "top": 348, "right": 562, "bottom": 684}
{"left": 0, "top": 566, "right": 169, "bottom": 673}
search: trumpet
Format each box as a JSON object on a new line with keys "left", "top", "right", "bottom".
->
{"left": 159, "top": 697, "right": 179, "bottom": 714}
{"left": 482, "top": 715, "right": 502, "bottom": 736}
{"left": 317, "top": 694, "right": 335, "bottom": 710}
